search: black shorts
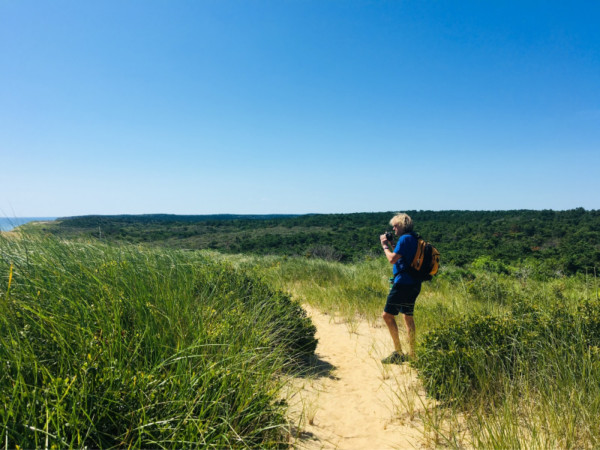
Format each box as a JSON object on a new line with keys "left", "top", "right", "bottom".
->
{"left": 385, "top": 282, "right": 421, "bottom": 316}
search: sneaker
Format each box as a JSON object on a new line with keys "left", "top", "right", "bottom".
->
{"left": 381, "top": 351, "right": 407, "bottom": 364}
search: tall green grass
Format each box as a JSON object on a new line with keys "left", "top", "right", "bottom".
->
{"left": 210, "top": 253, "right": 394, "bottom": 326}
{"left": 0, "top": 234, "right": 316, "bottom": 448}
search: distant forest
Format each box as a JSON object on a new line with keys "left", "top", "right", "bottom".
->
{"left": 34, "top": 209, "right": 600, "bottom": 276}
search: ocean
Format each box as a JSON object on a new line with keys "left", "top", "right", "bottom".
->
{"left": 0, "top": 217, "right": 57, "bottom": 232}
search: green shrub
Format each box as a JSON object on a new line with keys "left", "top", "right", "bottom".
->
{"left": 470, "top": 256, "right": 510, "bottom": 275}
{"left": 415, "top": 314, "right": 518, "bottom": 401}
{"left": 466, "top": 273, "right": 516, "bottom": 305}
{"left": 415, "top": 298, "right": 600, "bottom": 403}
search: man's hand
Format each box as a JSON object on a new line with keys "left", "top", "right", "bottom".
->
{"left": 380, "top": 234, "right": 389, "bottom": 246}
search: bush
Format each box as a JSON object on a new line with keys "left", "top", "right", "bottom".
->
{"left": 466, "top": 273, "right": 516, "bottom": 305}
{"left": 470, "top": 256, "right": 510, "bottom": 275}
{"left": 415, "top": 298, "right": 600, "bottom": 403}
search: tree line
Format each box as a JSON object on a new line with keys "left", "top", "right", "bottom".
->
{"left": 35, "top": 208, "right": 600, "bottom": 276}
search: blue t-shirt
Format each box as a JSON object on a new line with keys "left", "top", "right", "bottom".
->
{"left": 392, "top": 233, "right": 419, "bottom": 284}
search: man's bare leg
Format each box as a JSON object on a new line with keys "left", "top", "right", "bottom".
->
{"left": 382, "top": 312, "right": 403, "bottom": 354}
{"left": 403, "top": 314, "right": 416, "bottom": 358}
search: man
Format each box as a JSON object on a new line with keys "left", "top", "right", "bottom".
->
{"left": 379, "top": 213, "right": 422, "bottom": 364}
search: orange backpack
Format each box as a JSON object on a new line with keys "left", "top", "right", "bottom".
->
{"left": 407, "top": 236, "right": 440, "bottom": 281}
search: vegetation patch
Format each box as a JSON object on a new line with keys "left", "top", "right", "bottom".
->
{"left": 0, "top": 234, "right": 316, "bottom": 448}
{"left": 415, "top": 293, "right": 600, "bottom": 446}
{"left": 11, "top": 209, "right": 600, "bottom": 447}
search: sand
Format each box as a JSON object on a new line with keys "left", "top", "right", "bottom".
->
{"left": 287, "top": 306, "right": 436, "bottom": 449}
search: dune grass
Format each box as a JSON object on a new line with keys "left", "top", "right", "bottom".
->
{"left": 4, "top": 229, "right": 598, "bottom": 448}
{"left": 0, "top": 234, "right": 316, "bottom": 448}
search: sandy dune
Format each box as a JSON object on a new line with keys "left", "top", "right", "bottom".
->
{"left": 288, "top": 306, "right": 435, "bottom": 449}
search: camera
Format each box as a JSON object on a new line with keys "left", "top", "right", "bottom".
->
{"left": 384, "top": 231, "right": 394, "bottom": 242}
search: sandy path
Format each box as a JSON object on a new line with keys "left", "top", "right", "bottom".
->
{"left": 287, "top": 306, "right": 434, "bottom": 449}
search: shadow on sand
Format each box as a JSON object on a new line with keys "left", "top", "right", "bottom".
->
{"left": 289, "top": 426, "right": 319, "bottom": 443}
{"left": 295, "top": 354, "right": 338, "bottom": 380}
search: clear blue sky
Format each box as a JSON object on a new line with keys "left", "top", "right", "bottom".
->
{"left": 2, "top": 1, "right": 599, "bottom": 217}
